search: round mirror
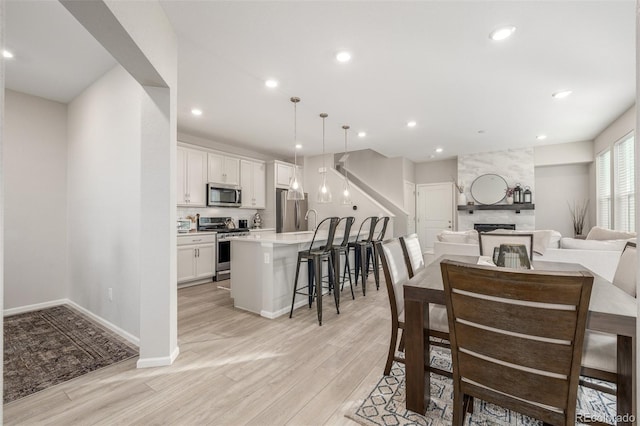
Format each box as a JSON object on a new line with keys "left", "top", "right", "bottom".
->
{"left": 470, "top": 174, "right": 508, "bottom": 205}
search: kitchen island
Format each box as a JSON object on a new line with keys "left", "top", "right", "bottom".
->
{"left": 230, "top": 231, "right": 353, "bottom": 318}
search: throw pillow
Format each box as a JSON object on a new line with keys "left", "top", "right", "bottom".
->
{"left": 560, "top": 238, "right": 629, "bottom": 251}
{"left": 586, "top": 226, "right": 636, "bottom": 241}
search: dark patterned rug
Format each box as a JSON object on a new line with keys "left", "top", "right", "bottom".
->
{"left": 347, "top": 348, "right": 616, "bottom": 425}
{"left": 4, "top": 305, "right": 138, "bottom": 403}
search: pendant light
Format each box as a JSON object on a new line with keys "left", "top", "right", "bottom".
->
{"left": 287, "top": 97, "right": 305, "bottom": 200}
{"left": 341, "top": 125, "right": 352, "bottom": 205}
{"left": 317, "top": 113, "right": 332, "bottom": 203}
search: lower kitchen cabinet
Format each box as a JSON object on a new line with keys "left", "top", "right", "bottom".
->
{"left": 177, "top": 233, "right": 216, "bottom": 284}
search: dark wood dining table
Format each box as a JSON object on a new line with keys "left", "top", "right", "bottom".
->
{"left": 403, "top": 255, "right": 637, "bottom": 424}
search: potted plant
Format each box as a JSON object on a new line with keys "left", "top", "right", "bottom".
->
{"left": 505, "top": 187, "right": 514, "bottom": 204}
{"left": 568, "top": 199, "right": 589, "bottom": 237}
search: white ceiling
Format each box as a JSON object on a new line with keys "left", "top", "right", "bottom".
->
{"left": 4, "top": 1, "right": 636, "bottom": 163}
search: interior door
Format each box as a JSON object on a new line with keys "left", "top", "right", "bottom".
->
{"left": 416, "top": 182, "right": 454, "bottom": 251}
{"left": 404, "top": 181, "right": 416, "bottom": 234}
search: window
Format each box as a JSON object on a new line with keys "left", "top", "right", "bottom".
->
{"left": 596, "top": 150, "right": 611, "bottom": 228}
{"left": 614, "top": 135, "right": 634, "bottom": 232}
{"left": 596, "top": 133, "right": 635, "bottom": 232}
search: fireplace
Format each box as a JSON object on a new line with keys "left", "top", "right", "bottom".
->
{"left": 474, "top": 223, "right": 516, "bottom": 233}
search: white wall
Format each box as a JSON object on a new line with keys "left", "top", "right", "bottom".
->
{"left": 4, "top": 90, "right": 68, "bottom": 309}
{"left": 345, "top": 149, "right": 405, "bottom": 207}
{"left": 415, "top": 158, "right": 457, "bottom": 184}
{"left": 534, "top": 140, "right": 593, "bottom": 166}
{"left": 67, "top": 65, "right": 141, "bottom": 338}
{"left": 594, "top": 105, "right": 635, "bottom": 155}
{"left": 534, "top": 163, "right": 591, "bottom": 237}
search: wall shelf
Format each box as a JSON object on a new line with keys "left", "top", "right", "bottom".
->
{"left": 457, "top": 203, "right": 535, "bottom": 214}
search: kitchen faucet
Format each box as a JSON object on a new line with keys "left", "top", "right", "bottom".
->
{"left": 305, "top": 209, "right": 318, "bottom": 231}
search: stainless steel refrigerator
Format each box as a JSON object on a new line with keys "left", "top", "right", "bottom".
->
{"left": 276, "top": 189, "right": 308, "bottom": 233}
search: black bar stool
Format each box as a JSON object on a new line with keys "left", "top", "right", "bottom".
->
{"left": 289, "top": 216, "right": 339, "bottom": 325}
{"left": 366, "top": 216, "right": 389, "bottom": 290}
{"left": 330, "top": 217, "right": 355, "bottom": 300}
{"left": 345, "top": 216, "right": 378, "bottom": 296}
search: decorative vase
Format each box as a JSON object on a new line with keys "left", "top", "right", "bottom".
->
{"left": 458, "top": 192, "right": 467, "bottom": 205}
{"left": 506, "top": 196, "right": 514, "bottom": 205}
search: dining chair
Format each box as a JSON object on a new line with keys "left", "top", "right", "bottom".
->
{"left": 440, "top": 259, "right": 593, "bottom": 426}
{"left": 376, "top": 239, "right": 450, "bottom": 377}
{"left": 289, "top": 216, "right": 339, "bottom": 325}
{"left": 579, "top": 240, "right": 636, "bottom": 422}
{"left": 345, "top": 216, "right": 378, "bottom": 295}
{"left": 478, "top": 232, "right": 534, "bottom": 261}
{"left": 399, "top": 233, "right": 425, "bottom": 278}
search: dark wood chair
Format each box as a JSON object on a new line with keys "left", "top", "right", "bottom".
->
{"left": 579, "top": 240, "right": 636, "bottom": 423}
{"left": 376, "top": 239, "right": 450, "bottom": 378}
{"left": 478, "top": 232, "right": 534, "bottom": 261}
{"left": 345, "top": 216, "right": 378, "bottom": 295}
{"left": 399, "top": 234, "right": 450, "bottom": 344}
{"left": 440, "top": 259, "right": 593, "bottom": 426}
{"left": 289, "top": 216, "right": 339, "bottom": 325}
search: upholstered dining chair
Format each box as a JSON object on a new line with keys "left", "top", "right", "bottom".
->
{"left": 399, "top": 233, "right": 425, "bottom": 278}
{"left": 478, "top": 232, "right": 534, "bottom": 261}
{"left": 441, "top": 259, "right": 593, "bottom": 425}
{"left": 579, "top": 240, "right": 636, "bottom": 421}
{"left": 376, "top": 239, "right": 450, "bottom": 377}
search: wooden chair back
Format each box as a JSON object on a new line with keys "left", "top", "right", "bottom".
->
{"left": 478, "top": 232, "right": 534, "bottom": 260}
{"left": 376, "top": 239, "right": 409, "bottom": 320}
{"left": 440, "top": 260, "right": 593, "bottom": 425}
{"left": 399, "top": 233, "right": 425, "bottom": 278}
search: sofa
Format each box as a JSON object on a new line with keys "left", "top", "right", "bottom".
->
{"left": 433, "top": 227, "right": 636, "bottom": 282}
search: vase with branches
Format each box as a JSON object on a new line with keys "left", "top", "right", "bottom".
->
{"left": 568, "top": 199, "right": 589, "bottom": 237}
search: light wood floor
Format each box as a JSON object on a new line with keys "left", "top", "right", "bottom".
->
{"left": 4, "top": 275, "right": 391, "bottom": 425}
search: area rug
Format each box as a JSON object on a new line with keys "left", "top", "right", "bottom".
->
{"left": 347, "top": 348, "right": 616, "bottom": 425}
{"left": 4, "top": 305, "right": 138, "bottom": 403}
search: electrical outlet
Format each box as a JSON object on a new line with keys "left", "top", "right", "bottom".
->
{"left": 264, "top": 253, "right": 270, "bottom": 264}
{"left": 108, "top": 288, "right": 113, "bottom": 302}
{"left": 318, "top": 166, "right": 327, "bottom": 173}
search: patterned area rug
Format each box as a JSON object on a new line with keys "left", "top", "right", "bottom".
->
{"left": 4, "top": 305, "right": 138, "bottom": 403}
{"left": 348, "top": 348, "right": 616, "bottom": 425}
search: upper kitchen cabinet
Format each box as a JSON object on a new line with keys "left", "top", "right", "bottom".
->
{"left": 275, "top": 160, "right": 303, "bottom": 189}
{"left": 208, "top": 152, "right": 240, "bottom": 185}
{"left": 240, "top": 160, "right": 266, "bottom": 209}
{"left": 177, "top": 146, "right": 207, "bottom": 206}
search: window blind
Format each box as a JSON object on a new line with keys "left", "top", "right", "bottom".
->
{"left": 596, "top": 150, "right": 611, "bottom": 228}
{"left": 614, "top": 135, "right": 635, "bottom": 232}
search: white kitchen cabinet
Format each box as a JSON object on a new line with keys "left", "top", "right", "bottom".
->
{"left": 275, "top": 161, "right": 303, "bottom": 189}
{"left": 240, "top": 159, "right": 266, "bottom": 209}
{"left": 208, "top": 152, "right": 240, "bottom": 185}
{"left": 177, "top": 146, "right": 207, "bottom": 206}
{"left": 177, "top": 234, "right": 216, "bottom": 284}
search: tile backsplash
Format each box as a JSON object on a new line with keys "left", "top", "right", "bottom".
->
{"left": 458, "top": 147, "right": 535, "bottom": 231}
{"left": 177, "top": 206, "right": 260, "bottom": 227}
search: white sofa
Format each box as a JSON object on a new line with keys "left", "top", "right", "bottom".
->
{"left": 433, "top": 228, "right": 634, "bottom": 282}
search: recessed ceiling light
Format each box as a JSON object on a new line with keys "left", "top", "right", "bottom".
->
{"left": 265, "top": 79, "right": 278, "bottom": 88}
{"left": 191, "top": 108, "right": 203, "bottom": 116}
{"left": 358, "top": 132, "right": 366, "bottom": 138}
{"left": 2, "top": 49, "right": 14, "bottom": 59}
{"left": 536, "top": 134, "right": 547, "bottom": 140}
{"left": 552, "top": 90, "right": 572, "bottom": 99}
{"left": 295, "top": 144, "right": 302, "bottom": 149}
{"left": 336, "top": 51, "right": 351, "bottom": 63}
{"left": 407, "top": 121, "right": 417, "bottom": 128}
{"left": 435, "top": 148, "right": 443, "bottom": 153}
{"left": 489, "top": 26, "right": 516, "bottom": 41}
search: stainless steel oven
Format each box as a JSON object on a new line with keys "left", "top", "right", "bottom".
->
{"left": 198, "top": 217, "right": 249, "bottom": 281}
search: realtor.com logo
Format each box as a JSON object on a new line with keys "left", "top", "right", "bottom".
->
{"left": 580, "top": 413, "right": 635, "bottom": 424}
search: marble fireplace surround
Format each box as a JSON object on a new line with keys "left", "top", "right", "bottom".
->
{"left": 458, "top": 148, "right": 535, "bottom": 231}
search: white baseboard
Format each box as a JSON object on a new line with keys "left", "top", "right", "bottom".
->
{"left": 4, "top": 298, "right": 140, "bottom": 347}
{"left": 260, "top": 299, "right": 310, "bottom": 319}
{"left": 136, "top": 346, "right": 180, "bottom": 368}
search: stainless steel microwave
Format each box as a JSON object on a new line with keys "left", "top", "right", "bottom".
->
{"left": 207, "top": 183, "right": 242, "bottom": 207}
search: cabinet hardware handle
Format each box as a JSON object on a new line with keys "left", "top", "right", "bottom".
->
{"left": 193, "top": 239, "right": 202, "bottom": 242}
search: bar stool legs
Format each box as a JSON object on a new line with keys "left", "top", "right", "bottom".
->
{"left": 289, "top": 251, "right": 338, "bottom": 326}
{"left": 333, "top": 248, "right": 354, "bottom": 300}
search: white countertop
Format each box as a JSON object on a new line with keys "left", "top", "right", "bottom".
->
{"left": 177, "top": 230, "right": 218, "bottom": 236}
{"left": 230, "top": 230, "right": 362, "bottom": 245}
